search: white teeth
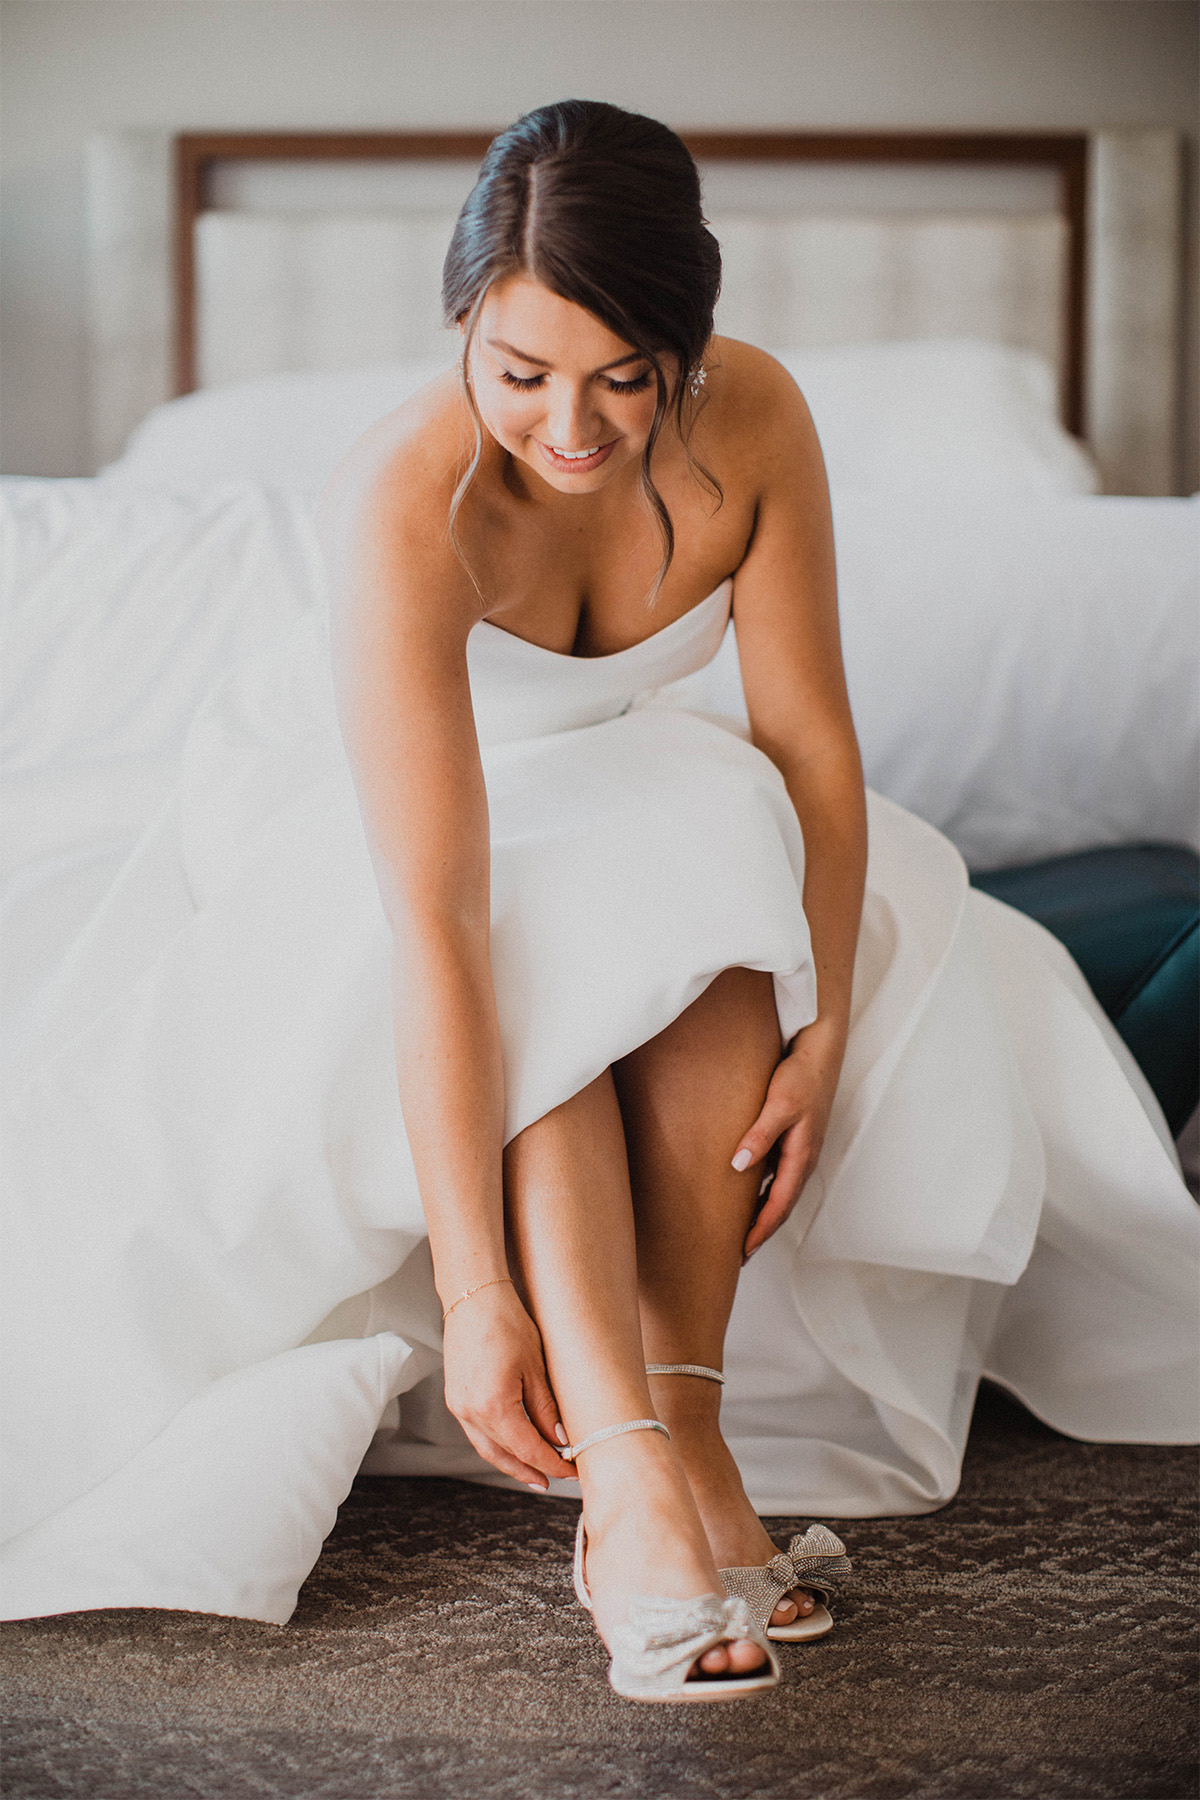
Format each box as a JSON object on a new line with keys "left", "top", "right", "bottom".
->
{"left": 552, "top": 446, "right": 599, "bottom": 460}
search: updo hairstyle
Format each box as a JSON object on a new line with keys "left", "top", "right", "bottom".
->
{"left": 441, "top": 99, "right": 723, "bottom": 591}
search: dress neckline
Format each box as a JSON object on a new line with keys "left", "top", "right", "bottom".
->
{"left": 476, "top": 579, "right": 732, "bottom": 664}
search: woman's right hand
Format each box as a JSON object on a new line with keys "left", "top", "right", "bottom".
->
{"left": 441, "top": 1281, "right": 573, "bottom": 1490}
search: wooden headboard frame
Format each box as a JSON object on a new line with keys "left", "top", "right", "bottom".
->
{"left": 172, "top": 129, "right": 1089, "bottom": 434}
{"left": 83, "top": 125, "right": 1180, "bottom": 490}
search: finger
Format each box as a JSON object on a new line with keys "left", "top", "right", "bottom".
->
{"left": 746, "top": 1145, "right": 808, "bottom": 1245}
{"left": 460, "top": 1423, "right": 555, "bottom": 1490}
{"left": 743, "top": 1158, "right": 811, "bottom": 1257}
{"left": 522, "top": 1362, "right": 567, "bottom": 1452}
{"left": 766, "top": 1124, "right": 811, "bottom": 1214}
{"left": 730, "top": 1095, "right": 798, "bottom": 1174}
{"left": 744, "top": 1130, "right": 814, "bottom": 1257}
{"left": 505, "top": 1406, "right": 575, "bottom": 1485}
{"left": 742, "top": 1190, "right": 791, "bottom": 1259}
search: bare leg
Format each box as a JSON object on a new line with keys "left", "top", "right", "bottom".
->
{"left": 614, "top": 966, "right": 817, "bottom": 1629}
{"left": 503, "top": 1070, "right": 767, "bottom": 1676}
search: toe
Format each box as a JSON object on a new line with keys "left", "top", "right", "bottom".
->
{"left": 770, "top": 1588, "right": 816, "bottom": 1627}
{"left": 726, "top": 1637, "right": 769, "bottom": 1675}
{"left": 697, "top": 1644, "right": 731, "bottom": 1675}
{"left": 693, "top": 1639, "right": 768, "bottom": 1680}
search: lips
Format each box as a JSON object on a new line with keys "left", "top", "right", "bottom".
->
{"left": 536, "top": 440, "right": 617, "bottom": 475}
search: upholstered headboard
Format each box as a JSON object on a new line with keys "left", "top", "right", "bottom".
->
{"left": 85, "top": 127, "right": 1183, "bottom": 494}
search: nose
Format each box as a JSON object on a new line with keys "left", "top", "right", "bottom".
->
{"left": 543, "top": 382, "right": 600, "bottom": 450}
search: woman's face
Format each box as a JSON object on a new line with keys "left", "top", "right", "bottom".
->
{"left": 466, "top": 275, "right": 670, "bottom": 495}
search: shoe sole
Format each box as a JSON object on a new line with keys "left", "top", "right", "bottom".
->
{"left": 609, "top": 1672, "right": 779, "bottom": 1703}
{"left": 767, "top": 1601, "right": 834, "bottom": 1642}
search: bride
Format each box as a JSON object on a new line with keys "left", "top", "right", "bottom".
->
{"left": 3, "top": 100, "right": 1195, "bottom": 1702}
{"left": 324, "top": 98, "right": 867, "bottom": 1700}
{"left": 319, "top": 99, "right": 1193, "bottom": 1699}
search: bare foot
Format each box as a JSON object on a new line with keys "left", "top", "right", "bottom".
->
{"left": 573, "top": 1426, "right": 771, "bottom": 1679}
{"left": 647, "top": 1373, "right": 822, "bottom": 1632}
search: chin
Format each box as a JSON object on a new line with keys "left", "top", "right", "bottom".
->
{"left": 540, "top": 467, "right": 616, "bottom": 493}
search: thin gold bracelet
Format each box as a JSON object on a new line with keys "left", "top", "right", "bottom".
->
{"left": 441, "top": 1275, "right": 514, "bottom": 1321}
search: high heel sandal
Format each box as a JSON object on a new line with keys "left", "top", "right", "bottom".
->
{"left": 562, "top": 1417, "right": 780, "bottom": 1704}
{"left": 646, "top": 1363, "right": 852, "bottom": 1643}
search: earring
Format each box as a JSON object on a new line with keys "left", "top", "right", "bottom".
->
{"left": 688, "top": 365, "right": 707, "bottom": 400}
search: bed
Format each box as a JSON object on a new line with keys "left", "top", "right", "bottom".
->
{"left": 5, "top": 124, "right": 1197, "bottom": 1084}
{"left": 2, "top": 121, "right": 1197, "bottom": 1630}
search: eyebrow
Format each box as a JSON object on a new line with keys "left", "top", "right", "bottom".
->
{"left": 485, "top": 337, "right": 647, "bottom": 375}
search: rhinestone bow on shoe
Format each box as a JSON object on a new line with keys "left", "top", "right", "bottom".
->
{"left": 573, "top": 1515, "right": 780, "bottom": 1702}
{"left": 719, "top": 1524, "right": 852, "bottom": 1643}
{"left": 606, "top": 1591, "right": 780, "bottom": 1703}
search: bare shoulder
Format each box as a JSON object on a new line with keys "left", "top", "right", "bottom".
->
{"left": 319, "top": 370, "right": 480, "bottom": 634}
{"left": 698, "top": 337, "right": 824, "bottom": 491}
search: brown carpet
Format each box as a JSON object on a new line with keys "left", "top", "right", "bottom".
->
{"left": 2, "top": 1386, "right": 1196, "bottom": 1800}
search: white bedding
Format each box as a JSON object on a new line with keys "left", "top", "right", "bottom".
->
{"left": 4, "top": 478, "right": 1194, "bottom": 1010}
{"left": 2, "top": 447, "right": 1197, "bottom": 1627}
{"left": 690, "top": 492, "right": 1200, "bottom": 871}
{"left": 1, "top": 483, "right": 325, "bottom": 1033}
{"left": 4, "top": 471, "right": 1195, "bottom": 1115}
{"left": 3, "top": 465, "right": 1197, "bottom": 1629}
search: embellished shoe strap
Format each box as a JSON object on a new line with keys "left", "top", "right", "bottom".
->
{"left": 560, "top": 1418, "right": 670, "bottom": 1462}
{"left": 645, "top": 1363, "right": 725, "bottom": 1385}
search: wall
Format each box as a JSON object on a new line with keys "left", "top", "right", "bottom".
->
{"left": 2, "top": 0, "right": 1196, "bottom": 482}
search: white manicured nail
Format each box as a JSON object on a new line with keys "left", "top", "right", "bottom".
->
{"left": 555, "top": 1423, "right": 568, "bottom": 1445}
{"left": 527, "top": 1481, "right": 548, "bottom": 1492}
{"left": 731, "top": 1148, "right": 753, "bottom": 1172}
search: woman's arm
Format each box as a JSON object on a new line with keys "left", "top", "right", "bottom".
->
{"left": 721, "top": 355, "right": 868, "bottom": 1254}
{"left": 321, "top": 423, "right": 568, "bottom": 1487}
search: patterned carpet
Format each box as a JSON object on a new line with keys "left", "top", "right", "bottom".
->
{"left": 3, "top": 1385, "right": 1196, "bottom": 1800}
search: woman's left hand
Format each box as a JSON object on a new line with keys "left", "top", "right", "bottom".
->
{"left": 732, "top": 1017, "right": 846, "bottom": 1259}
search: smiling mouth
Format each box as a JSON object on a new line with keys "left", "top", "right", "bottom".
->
{"left": 536, "top": 440, "right": 616, "bottom": 474}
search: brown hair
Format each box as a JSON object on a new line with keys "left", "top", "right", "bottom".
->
{"left": 441, "top": 99, "right": 722, "bottom": 595}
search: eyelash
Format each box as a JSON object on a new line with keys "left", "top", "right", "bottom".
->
{"left": 499, "top": 370, "right": 654, "bottom": 395}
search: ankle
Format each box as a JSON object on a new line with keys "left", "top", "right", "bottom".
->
{"left": 659, "top": 1426, "right": 754, "bottom": 1516}
{"left": 576, "top": 1432, "right": 689, "bottom": 1527}
{"left": 648, "top": 1397, "right": 727, "bottom": 1452}
{"left": 653, "top": 1394, "right": 722, "bottom": 1426}
{"left": 575, "top": 1421, "right": 673, "bottom": 1478}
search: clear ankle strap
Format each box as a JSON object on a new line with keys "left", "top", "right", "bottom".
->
{"left": 645, "top": 1363, "right": 725, "bottom": 1385}
{"left": 560, "top": 1418, "right": 670, "bottom": 1462}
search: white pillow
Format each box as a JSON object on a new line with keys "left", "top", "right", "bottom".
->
{"left": 104, "top": 356, "right": 454, "bottom": 495}
{"left": 103, "top": 339, "right": 1099, "bottom": 498}
{"left": 0, "top": 1332, "right": 415, "bottom": 1623}
{"left": 772, "top": 340, "right": 1100, "bottom": 496}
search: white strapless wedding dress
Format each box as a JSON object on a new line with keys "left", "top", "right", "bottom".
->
{"left": 3, "top": 581, "right": 1196, "bottom": 1624}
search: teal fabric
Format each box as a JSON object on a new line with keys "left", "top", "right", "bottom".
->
{"left": 971, "top": 845, "right": 1199, "bottom": 1138}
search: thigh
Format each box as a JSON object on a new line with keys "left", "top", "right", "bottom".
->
{"left": 613, "top": 966, "right": 782, "bottom": 1180}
